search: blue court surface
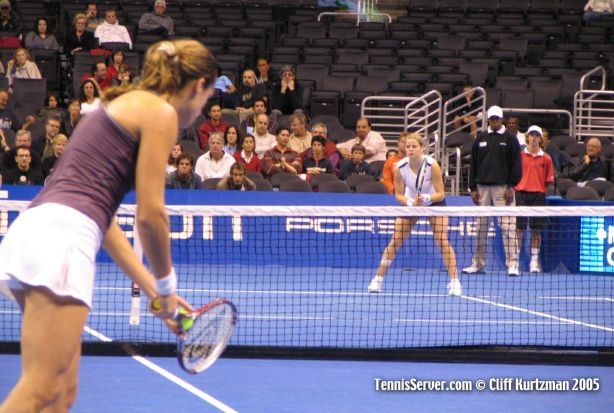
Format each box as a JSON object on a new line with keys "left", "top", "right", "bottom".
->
{"left": 1, "top": 354, "right": 614, "bottom": 412}
{"left": 2, "top": 262, "right": 614, "bottom": 412}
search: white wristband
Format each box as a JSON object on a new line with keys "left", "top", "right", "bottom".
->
{"left": 155, "top": 268, "right": 177, "bottom": 296}
{"left": 422, "top": 194, "right": 432, "bottom": 206}
{"left": 406, "top": 199, "right": 414, "bottom": 207}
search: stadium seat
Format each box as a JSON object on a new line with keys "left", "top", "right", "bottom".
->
{"left": 279, "top": 179, "right": 312, "bottom": 192}
{"left": 556, "top": 177, "right": 577, "bottom": 197}
{"left": 604, "top": 187, "right": 614, "bottom": 202}
{"left": 253, "top": 178, "right": 274, "bottom": 191}
{"left": 551, "top": 135, "right": 576, "bottom": 151}
{"left": 585, "top": 180, "right": 614, "bottom": 198}
{"left": 246, "top": 171, "right": 264, "bottom": 181}
{"left": 564, "top": 142, "right": 586, "bottom": 159}
{"left": 356, "top": 181, "right": 387, "bottom": 194}
{"left": 270, "top": 172, "right": 303, "bottom": 188}
{"left": 12, "top": 78, "right": 47, "bottom": 114}
{"left": 203, "top": 178, "right": 222, "bottom": 189}
{"left": 369, "top": 160, "right": 386, "bottom": 180}
{"left": 502, "top": 89, "right": 534, "bottom": 109}
{"left": 345, "top": 174, "right": 375, "bottom": 192}
{"left": 566, "top": 186, "right": 601, "bottom": 201}
{"left": 308, "top": 173, "right": 339, "bottom": 190}
{"left": 318, "top": 180, "right": 350, "bottom": 193}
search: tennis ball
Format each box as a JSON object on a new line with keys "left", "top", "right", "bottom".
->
{"left": 181, "top": 317, "right": 194, "bottom": 331}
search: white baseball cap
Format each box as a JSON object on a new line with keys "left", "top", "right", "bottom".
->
{"left": 526, "top": 125, "right": 543, "bottom": 136}
{"left": 486, "top": 105, "right": 503, "bottom": 119}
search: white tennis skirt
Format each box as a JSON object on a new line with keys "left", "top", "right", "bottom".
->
{"left": 0, "top": 203, "right": 103, "bottom": 308}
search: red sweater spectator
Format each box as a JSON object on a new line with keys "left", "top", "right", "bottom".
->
{"left": 197, "top": 103, "right": 229, "bottom": 150}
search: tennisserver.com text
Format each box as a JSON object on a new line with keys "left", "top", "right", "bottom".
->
{"left": 374, "top": 377, "right": 600, "bottom": 392}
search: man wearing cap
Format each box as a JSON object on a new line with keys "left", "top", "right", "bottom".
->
{"left": 271, "top": 65, "right": 304, "bottom": 116}
{"left": 463, "top": 105, "right": 522, "bottom": 277}
{"left": 0, "top": 0, "right": 21, "bottom": 33}
{"left": 514, "top": 125, "right": 554, "bottom": 274}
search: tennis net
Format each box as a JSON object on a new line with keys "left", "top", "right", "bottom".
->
{"left": 1, "top": 200, "right": 613, "bottom": 360}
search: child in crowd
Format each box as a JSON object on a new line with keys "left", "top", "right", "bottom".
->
{"left": 339, "top": 144, "right": 371, "bottom": 181}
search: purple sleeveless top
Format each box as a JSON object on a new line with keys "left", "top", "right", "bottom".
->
{"left": 30, "top": 107, "right": 139, "bottom": 231}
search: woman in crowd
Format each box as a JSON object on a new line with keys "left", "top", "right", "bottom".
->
{"left": 63, "top": 13, "right": 96, "bottom": 60}
{"left": 78, "top": 78, "right": 102, "bottom": 116}
{"left": 38, "top": 94, "right": 65, "bottom": 124}
{"left": 62, "top": 98, "right": 82, "bottom": 137}
{"left": 106, "top": 49, "right": 125, "bottom": 79}
{"left": 24, "top": 17, "right": 60, "bottom": 51}
{"left": 166, "top": 143, "right": 183, "bottom": 175}
{"left": 223, "top": 125, "right": 241, "bottom": 155}
{"left": 6, "top": 48, "right": 42, "bottom": 88}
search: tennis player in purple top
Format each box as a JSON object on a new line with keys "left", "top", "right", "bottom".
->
{"left": 0, "top": 39, "right": 217, "bottom": 412}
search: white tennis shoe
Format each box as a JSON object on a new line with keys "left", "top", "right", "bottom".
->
{"left": 530, "top": 259, "right": 541, "bottom": 274}
{"left": 368, "top": 276, "right": 383, "bottom": 293}
{"left": 462, "top": 264, "right": 485, "bottom": 274}
{"left": 447, "top": 279, "right": 463, "bottom": 296}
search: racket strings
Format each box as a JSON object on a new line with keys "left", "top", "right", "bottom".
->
{"left": 179, "top": 303, "right": 235, "bottom": 373}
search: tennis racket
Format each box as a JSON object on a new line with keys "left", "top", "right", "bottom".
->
{"left": 151, "top": 297, "right": 237, "bottom": 374}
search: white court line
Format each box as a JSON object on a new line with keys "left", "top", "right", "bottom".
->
{"left": 542, "top": 296, "right": 614, "bottom": 302}
{"left": 462, "top": 295, "right": 614, "bottom": 333}
{"left": 83, "top": 326, "right": 238, "bottom": 413}
{"left": 395, "top": 319, "right": 576, "bottom": 325}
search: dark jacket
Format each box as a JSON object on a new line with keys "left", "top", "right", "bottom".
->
{"left": 544, "top": 143, "right": 572, "bottom": 175}
{"left": 339, "top": 159, "right": 372, "bottom": 181}
{"left": 469, "top": 128, "right": 522, "bottom": 191}
{"left": 2, "top": 167, "right": 44, "bottom": 185}
{"left": 567, "top": 156, "right": 611, "bottom": 183}
{"left": 165, "top": 172, "right": 202, "bottom": 189}
{"left": 238, "top": 83, "right": 269, "bottom": 109}
{"left": 271, "top": 83, "right": 304, "bottom": 115}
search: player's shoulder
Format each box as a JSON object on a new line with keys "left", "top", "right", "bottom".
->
{"left": 108, "top": 90, "right": 176, "bottom": 123}
{"left": 395, "top": 156, "right": 409, "bottom": 168}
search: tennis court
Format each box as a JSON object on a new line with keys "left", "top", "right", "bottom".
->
{"left": 1, "top": 192, "right": 613, "bottom": 411}
{"left": 89, "top": 263, "right": 614, "bottom": 348}
{"left": 3, "top": 263, "right": 614, "bottom": 412}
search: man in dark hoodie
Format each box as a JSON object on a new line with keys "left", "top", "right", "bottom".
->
{"left": 463, "top": 105, "right": 522, "bottom": 277}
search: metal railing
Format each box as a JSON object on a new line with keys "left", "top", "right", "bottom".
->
{"left": 440, "top": 87, "right": 486, "bottom": 195}
{"left": 318, "top": 0, "right": 392, "bottom": 25}
{"left": 360, "top": 91, "right": 443, "bottom": 155}
{"left": 574, "top": 66, "right": 614, "bottom": 141}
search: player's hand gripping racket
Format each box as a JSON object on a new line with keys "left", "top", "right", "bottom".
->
{"left": 151, "top": 297, "right": 237, "bottom": 374}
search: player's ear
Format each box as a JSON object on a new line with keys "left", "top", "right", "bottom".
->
{"left": 188, "top": 78, "right": 206, "bottom": 98}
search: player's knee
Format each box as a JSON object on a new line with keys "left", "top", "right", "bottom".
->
{"left": 59, "top": 380, "right": 79, "bottom": 411}
{"left": 27, "top": 377, "right": 63, "bottom": 409}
